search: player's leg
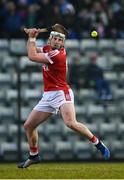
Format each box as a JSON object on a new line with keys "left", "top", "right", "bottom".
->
{"left": 24, "top": 110, "right": 51, "bottom": 148}
{"left": 18, "top": 110, "right": 52, "bottom": 168}
{"left": 60, "top": 103, "right": 110, "bottom": 159}
{"left": 60, "top": 103, "right": 94, "bottom": 139}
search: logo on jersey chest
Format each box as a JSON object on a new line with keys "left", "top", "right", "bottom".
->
{"left": 42, "top": 64, "right": 49, "bottom": 71}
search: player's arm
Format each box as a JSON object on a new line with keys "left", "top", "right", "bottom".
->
{"left": 24, "top": 28, "right": 49, "bottom": 64}
{"left": 27, "top": 40, "right": 49, "bottom": 63}
{"left": 36, "top": 47, "right": 43, "bottom": 53}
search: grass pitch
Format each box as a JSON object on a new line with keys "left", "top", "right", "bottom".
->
{"left": 0, "top": 162, "right": 124, "bottom": 179}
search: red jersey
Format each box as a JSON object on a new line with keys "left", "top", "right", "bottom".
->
{"left": 41, "top": 45, "right": 70, "bottom": 91}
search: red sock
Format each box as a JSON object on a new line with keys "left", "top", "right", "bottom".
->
{"left": 30, "top": 147, "right": 38, "bottom": 156}
{"left": 90, "top": 135, "right": 99, "bottom": 144}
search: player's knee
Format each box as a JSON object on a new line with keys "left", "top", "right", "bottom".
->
{"left": 24, "top": 121, "right": 35, "bottom": 133}
{"left": 23, "top": 122, "right": 29, "bottom": 131}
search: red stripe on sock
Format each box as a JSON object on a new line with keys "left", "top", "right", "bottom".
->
{"left": 90, "top": 135, "right": 97, "bottom": 143}
{"left": 30, "top": 147, "right": 38, "bottom": 153}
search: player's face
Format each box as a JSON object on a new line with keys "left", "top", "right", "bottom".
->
{"left": 50, "top": 35, "right": 64, "bottom": 49}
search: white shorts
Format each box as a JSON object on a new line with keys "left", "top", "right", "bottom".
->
{"left": 34, "top": 89, "right": 74, "bottom": 114}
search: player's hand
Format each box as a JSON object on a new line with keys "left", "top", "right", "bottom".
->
{"left": 24, "top": 28, "right": 40, "bottom": 38}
